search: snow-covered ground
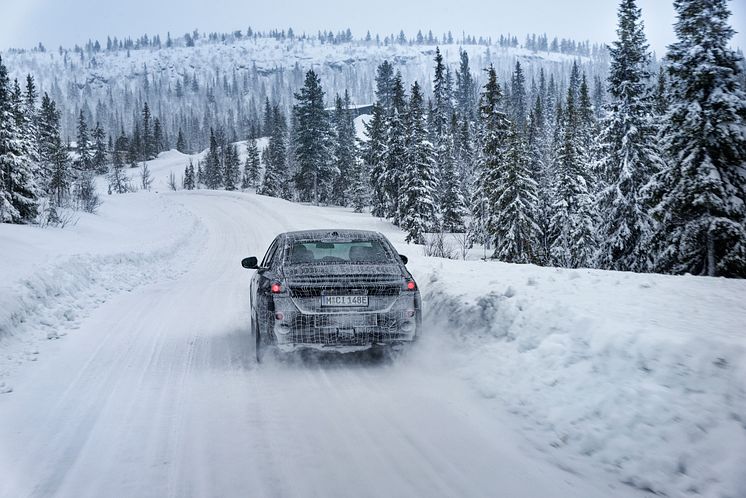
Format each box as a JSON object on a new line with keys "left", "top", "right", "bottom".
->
{"left": 1, "top": 150, "right": 744, "bottom": 498}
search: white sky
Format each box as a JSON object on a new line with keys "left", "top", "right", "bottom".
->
{"left": 0, "top": 0, "right": 744, "bottom": 56}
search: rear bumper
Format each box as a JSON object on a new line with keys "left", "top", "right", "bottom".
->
{"left": 271, "top": 311, "right": 419, "bottom": 351}
{"left": 265, "top": 291, "right": 421, "bottom": 351}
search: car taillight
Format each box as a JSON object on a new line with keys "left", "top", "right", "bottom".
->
{"left": 271, "top": 282, "right": 282, "bottom": 293}
{"left": 405, "top": 280, "right": 416, "bottom": 291}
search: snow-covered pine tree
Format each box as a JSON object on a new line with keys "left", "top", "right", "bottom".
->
{"left": 399, "top": 81, "right": 437, "bottom": 244}
{"left": 223, "top": 143, "right": 240, "bottom": 190}
{"left": 510, "top": 61, "right": 528, "bottom": 135}
{"left": 548, "top": 84, "right": 597, "bottom": 268}
{"left": 242, "top": 138, "right": 261, "bottom": 189}
{"left": 204, "top": 128, "right": 223, "bottom": 189}
{"left": 649, "top": 0, "right": 746, "bottom": 277}
{"left": 331, "top": 90, "right": 357, "bottom": 206}
{"left": 259, "top": 107, "right": 291, "bottom": 199}
{"left": 348, "top": 155, "right": 370, "bottom": 213}
{"left": 472, "top": 65, "right": 512, "bottom": 249}
{"left": 75, "top": 110, "right": 92, "bottom": 171}
{"left": 383, "top": 73, "right": 408, "bottom": 224}
{"left": 438, "top": 128, "right": 467, "bottom": 232}
{"left": 490, "top": 125, "right": 541, "bottom": 263}
{"left": 176, "top": 129, "right": 187, "bottom": 153}
{"left": 455, "top": 49, "right": 477, "bottom": 120}
{"left": 364, "top": 102, "right": 388, "bottom": 218}
{"left": 653, "top": 67, "right": 669, "bottom": 117}
{"left": 142, "top": 102, "right": 153, "bottom": 159}
{"left": 595, "top": 0, "right": 663, "bottom": 272}
{"left": 183, "top": 159, "right": 196, "bottom": 190}
{"left": 0, "top": 58, "right": 41, "bottom": 223}
{"left": 92, "top": 122, "right": 107, "bottom": 173}
{"left": 293, "top": 70, "right": 333, "bottom": 204}
{"left": 527, "top": 92, "right": 551, "bottom": 264}
{"left": 374, "top": 60, "right": 395, "bottom": 112}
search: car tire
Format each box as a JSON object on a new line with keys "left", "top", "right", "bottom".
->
{"left": 252, "top": 313, "right": 264, "bottom": 363}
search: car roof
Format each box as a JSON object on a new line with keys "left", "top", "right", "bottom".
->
{"left": 281, "top": 229, "right": 385, "bottom": 242}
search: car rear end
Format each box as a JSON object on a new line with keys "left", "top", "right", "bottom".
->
{"left": 269, "top": 231, "right": 421, "bottom": 352}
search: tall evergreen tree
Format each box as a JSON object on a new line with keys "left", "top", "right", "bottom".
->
{"left": 510, "top": 61, "right": 528, "bottom": 135}
{"left": 331, "top": 90, "right": 357, "bottom": 206}
{"left": 491, "top": 126, "right": 541, "bottom": 263}
{"left": 260, "top": 107, "right": 291, "bottom": 199}
{"left": 364, "top": 102, "right": 388, "bottom": 218}
{"left": 204, "top": 128, "right": 223, "bottom": 189}
{"left": 383, "top": 73, "right": 408, "bottom": 224}
{"left": 438, "top": 125, "right": 467, "bottom": 232}
{"left": 649, "top": 0, "right": 746, "bottom": 277}
{"left": 472, "top": 66, "right": 512, "bottom": 249}
{"left": 142, "top": 102, "right": 153, "bottom": 159}
{"left": 176, "top": 129, "right": 187, "bottom": 153}
{"left": 92, "top": 122, "right": 107, "bottom": 173}
{"left": 455, "top": 50, "right": 477, "bottom": 120}
{"left": 242, "top": 139, "right": 261, "bottom": 189}
{"left": 75, "top": 110, "right": 92, "bottom": 171}
{"left": 596, "top": 0, "right": 663, "bottom": 272}
{"left": 293, "top": 70, "right": 333, "bottom": 204}
{"left": 548, "top": 85, "right": 596, "bottom": 268}
{"left": 223, "top": 143, "right": 240, "bottom": 190}
{"left": 0, "top": 58, "right": 40, "bottom": 223}
{"left": 400, "top": 81, "right": 437, "bottom": 244}
{"left": 183, "top": 159, "right": 196, "bottom": 190}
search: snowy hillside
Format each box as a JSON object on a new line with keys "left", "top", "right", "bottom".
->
{"left": 1, "top": 149, "right": 744, "bottom": 498}
{"left": 1, "top": 34, "right": 602, "bottom": 144}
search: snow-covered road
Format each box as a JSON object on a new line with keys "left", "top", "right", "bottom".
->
{"left": 0, "top": 191, "right": 637, "bottom": 498}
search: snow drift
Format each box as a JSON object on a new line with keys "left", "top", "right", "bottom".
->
{"left": 413, "top": 260, "right": 746, "bottom": 498}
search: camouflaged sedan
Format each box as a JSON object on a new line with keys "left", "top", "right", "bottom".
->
{"left": 242, "top": 229, "right": 421, "bottom": 361}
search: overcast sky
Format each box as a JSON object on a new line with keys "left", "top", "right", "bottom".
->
{"left": 0, "top": 0, "right": 744, "bottom": 56}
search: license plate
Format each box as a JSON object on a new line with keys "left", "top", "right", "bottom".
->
{"left": 321, "top": 295, "right": 369, "bottom": 307}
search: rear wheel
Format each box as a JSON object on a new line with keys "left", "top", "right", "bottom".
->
{"left": 252, "top": 313, "right": 264, "bottom": 363}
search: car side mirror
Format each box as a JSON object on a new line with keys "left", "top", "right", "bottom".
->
{"left": 242, "top": 256, "right": 259, "bottom": 269}
{"left": 399, "top": 254, "right": 408, "bottom": 265}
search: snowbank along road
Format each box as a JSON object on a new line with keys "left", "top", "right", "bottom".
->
{"left": 1, "top": 153, "right": 744, "bottom": 497}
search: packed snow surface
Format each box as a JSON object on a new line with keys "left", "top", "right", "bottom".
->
{"left": 1, "top": 150, "right": 745, "bottom": 498}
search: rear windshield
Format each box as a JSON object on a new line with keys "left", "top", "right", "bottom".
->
{"left": 286, "top": 240, "right": 393, "bottom": 265}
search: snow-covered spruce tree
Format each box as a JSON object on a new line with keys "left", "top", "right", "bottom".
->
{"left": 490, "top": 126, "right": 541, "bottom": 263}
{"left": 438, "top": 129, "right": 467, "bottom": 232}
{"left": 510, "top": 61, "right": 528, "bottom": 135}
{"left": 455, "top": 49, "right": 477, "bottom": 120}
{"left": 595, "top": 0, "right": 663, "bottom": 272}
{"left": 223, "top": 143, "right": 240, "bottom": 191}
{"left": 527, "top": 93, "right": 550, "bottom": 264}
{"left": 75, "top": 110, "right": 92, "bottom": 171}
{"left": 383, "top": 73, "right": 408, "bottom": 225}
{"left": 203, "top": 129, "right": 223, "bottom": 189}
{"left": 108, "top": 131, "right": 128, "bottom": 195}
{"left": 649, "top": 0, "right": 746, "bottom": 277}
{"left": 92, "top": 123, "right": 108, "bottom": 174}
{"left": 38, "top": 93, "right": 71, "bottom": 204}
{"left": 548, "top": 85, "right": 596, "bottom": 268}
{"left": 176, "top": 129, "right": 187, "bottom": 153}
{"left": 259, "top": 107, "right": 291, "bottom": 200}
{"left": 183, "top": 159, "right": 196, "bottom": 190}
{"left": 399, "top": 81, "right": 437, "bottom": 244}
{"left": 471, "top": 65, "right": 512, "bottom": 250}
{"left": 331, "top": 90, "right": 357, "bottom": 206}
{"left": 374, "top": 60, "right": 396, "bottom": 113}
{"left": 293, "top": 70, "right": 333, "bottom": 204}
{"left": 242, "top": 138, "right": 261, "bottom": 189}
{"left": 0, "top": 59, "right": 41, "bottom": 223}
{"left": 363, "top": 102, "right": 388, "bottom": 217}
{"left": 348, "top": 155, "right": 370, "bottom": 213}
{"left": 142, "top": 102, "right": 153, "bottom": 160}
